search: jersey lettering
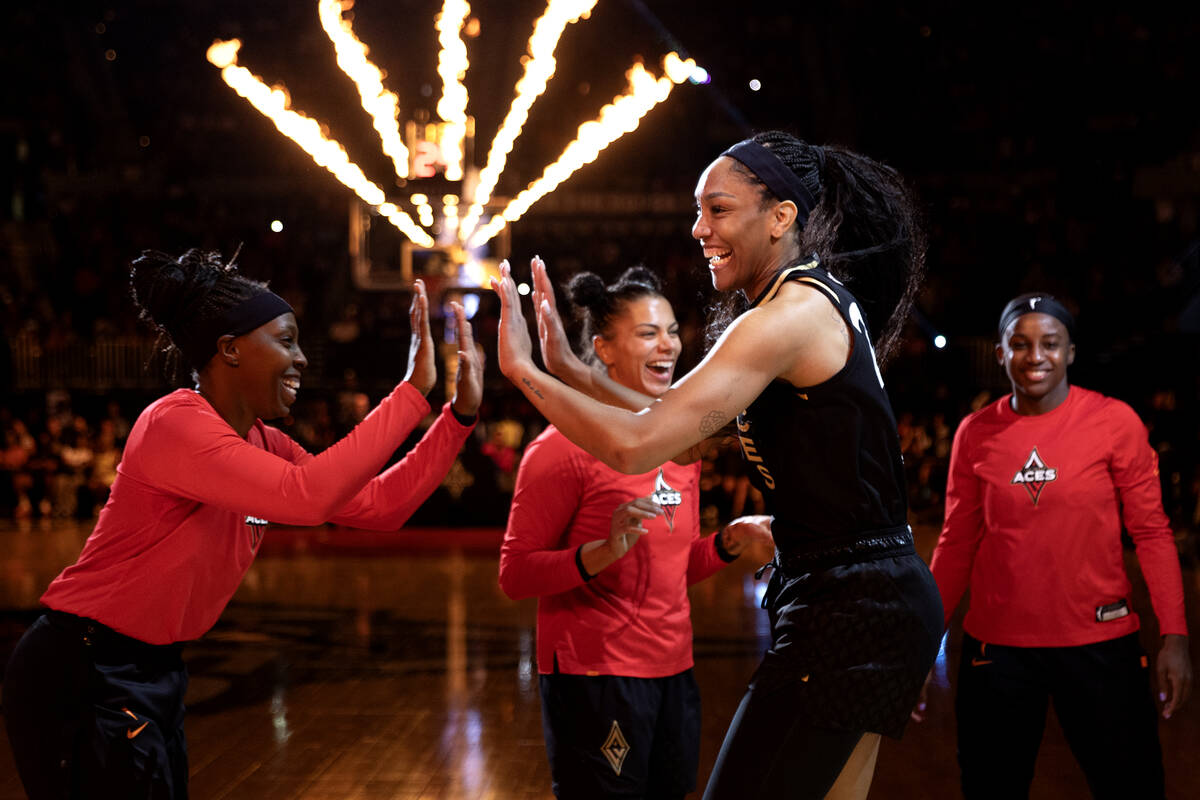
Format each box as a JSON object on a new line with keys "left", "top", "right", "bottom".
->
{"left": 738, "top": 436, "right": 762, "bottom": 462}
{"left": 735, "top": 424, "right": 776, "bottom": 489}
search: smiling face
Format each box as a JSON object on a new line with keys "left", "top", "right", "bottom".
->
{"left": 593, "top": 295, "right": 681, "bottom": 398}
{"left": 692, "top": 156, "right": 798, "bottom": 296}
{"left": 996, "top": 312, "right": 1074, "bottom": 415}
{"left": 231, "top": 312, "right": 307, "bottom": 419}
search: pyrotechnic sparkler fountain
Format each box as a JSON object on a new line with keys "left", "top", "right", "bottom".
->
{"left": 206, "top": 0, "right": 705, "bottom": 291}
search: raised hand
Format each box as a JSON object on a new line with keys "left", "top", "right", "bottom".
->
{"left": 490, "top": 260, "right": 535, "bottom": 381}
{"left": 404, "top": 279, "right": 436, "bottom": 396}
{"left": 449, "top": 300, "right": 484, "bottom": 418}
{"left": 532, "top": 256, "right": 586, "bottom": 381}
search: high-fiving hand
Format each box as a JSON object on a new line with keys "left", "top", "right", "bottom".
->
{"left": 404, "top": 279, "right": 436, "bottom": 396}
{"left": 449, "top": 300, "right": 484, "bottom": 418}
{"left": 531, "top": 256, "right": 587, "bottom": 381}
{"left": 490, "top": 260, "right": 535, "bottom": 382}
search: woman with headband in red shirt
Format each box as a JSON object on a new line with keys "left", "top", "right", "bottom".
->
{"left": 3, "top": 248, "right": 483, "bottom": 800}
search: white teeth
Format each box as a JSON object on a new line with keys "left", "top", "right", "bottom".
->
{"left": 283, "top": 378, "right": 300, "bottom": 391}
{"left": 708, "top": 251, "right": 732, "bottom": 266}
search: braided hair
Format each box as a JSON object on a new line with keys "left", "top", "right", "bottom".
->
{"left": 130, "top": 248, "right": 270, "bottom": 376}
{"left": 566, "top": 266, "right": 664, "bottom": 366}
{"left": 707, "top": 130, "right": 926, "bottom": 367}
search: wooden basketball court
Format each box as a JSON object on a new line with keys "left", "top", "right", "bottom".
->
{"left": 1, "top": 521, "right": 1195, "bottom": 799}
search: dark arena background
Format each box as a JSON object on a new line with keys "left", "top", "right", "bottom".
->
{"left": 2, "top": 2, "right": 1198, "bottom": 798}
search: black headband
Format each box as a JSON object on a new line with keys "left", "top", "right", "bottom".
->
{"left": 997, "top": 293, "right": 1075, "bottom": 341}
{"left": 720, "top": 140, "right": 821, "bottom": 228}
{"left": 179, "top": 291, "right": 294, "bottom": 369}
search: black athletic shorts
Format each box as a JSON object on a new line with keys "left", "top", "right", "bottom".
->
{"left": 539, "top": 668, "right": 700, "bottom": 800}
{"left": 757, "top": 537, "right": 944, "bottom": 738}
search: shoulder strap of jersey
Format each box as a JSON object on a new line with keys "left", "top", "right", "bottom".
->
{"left": 749, "top": 254, "right": 841, "bottom": 310}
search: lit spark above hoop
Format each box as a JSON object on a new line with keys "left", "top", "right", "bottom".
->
{"left": 206, "top": 39, "right": 433, "bottom": 247}
{"left": 467, "top": 54, "right": 696, "bottom": 248}
{"left": 435, "top": 0, "right": 472, "bottom": 182}
{"left": 457, "top": 0, "right": 598, "bottom": 242}
{"left": 208, "top": 2, "right": 703, "bottom": 259}
{"left": 317, "top": 0, "right": 409, "bottom": 179}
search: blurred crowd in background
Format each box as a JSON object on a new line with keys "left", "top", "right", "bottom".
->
{"left": 2, "top": 3, "right": 1199, "bottom": 550}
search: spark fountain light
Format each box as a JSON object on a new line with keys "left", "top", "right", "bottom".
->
{"left": 456, "top": 0, "right": 599, "bottom": 243}
{"left": 317, "top": 0, "right": 409, "bottom": 179}
{"left": 207, "top": 1, "right": 703, "bottom": 282}
{"left": 435, "top": 0, "right": 472, "bottom": 182}
{"left": 205, "top": 38, "right": 434, "bottom": 247}
{"left": 467, "top": 53, "right": 699, "bottom": 248}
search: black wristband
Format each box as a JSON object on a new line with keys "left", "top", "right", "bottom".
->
{"left": 450, "top": 405, "right": 478, "bottom": 427}
{"left": 714, "top": 530, "right": 738, "bottom": 563}
{"left": 575, "top": 545, "right": 595, "bottom": 582}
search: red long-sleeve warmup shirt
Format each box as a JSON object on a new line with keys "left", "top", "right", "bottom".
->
{"left": 930, "top": 386, "right": 1186, "bottom": 647}
{"left": 41, "top": 383, "right": 474, "bottom": 644}
{"left": 499, "top": 426, "right": 729, "bottom": 678}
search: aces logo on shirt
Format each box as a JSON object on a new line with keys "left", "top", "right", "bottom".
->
{"left": 1010, "top": 447, "right": 1058, "bottom": 506}
{"left": 652, "top": 468, "right": 683, "bottom": 531}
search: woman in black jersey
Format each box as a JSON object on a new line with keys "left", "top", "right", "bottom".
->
{"left": 492, "top": 130, "right": 942, "bottom": 799}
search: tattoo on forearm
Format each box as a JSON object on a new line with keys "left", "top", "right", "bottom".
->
{"left": 522, "top": 377, "right": 545, "bottom": 400}
{"left": 699, "top": 410, "right": 725, "bottom": 437}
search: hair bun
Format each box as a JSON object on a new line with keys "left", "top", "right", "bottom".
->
{"left": 130, "top": 250, "right": 214, "bottom": 334}
{"left": 614, "top": 265, "right": 661, "bottom": 294}
{"left": 566, "top": 271, "right": 608, "bottom": 313}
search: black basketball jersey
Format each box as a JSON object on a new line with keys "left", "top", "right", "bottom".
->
{"left": 735, "top": 257, "right": 907, "bottom": 550}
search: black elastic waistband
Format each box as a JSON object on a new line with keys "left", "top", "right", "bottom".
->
{"left": 45, "top": 609, "right": 182, "bottom": 660}
{"left": 774, "top": 524, "right": 915, "bottom": 573}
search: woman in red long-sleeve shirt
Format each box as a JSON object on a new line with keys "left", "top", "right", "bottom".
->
{"left": 2, "top": 249, "right": 483, "bottom": 800}
{"left": 926, "top": 292, "right": 1192, "bottom": 799}
{"left": 499, "top": 266, "right": 771, "bottom": 800}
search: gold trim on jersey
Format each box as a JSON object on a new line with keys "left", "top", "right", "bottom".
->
{"left": 751, "top": 258, "right": 824, "bottom": 308}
